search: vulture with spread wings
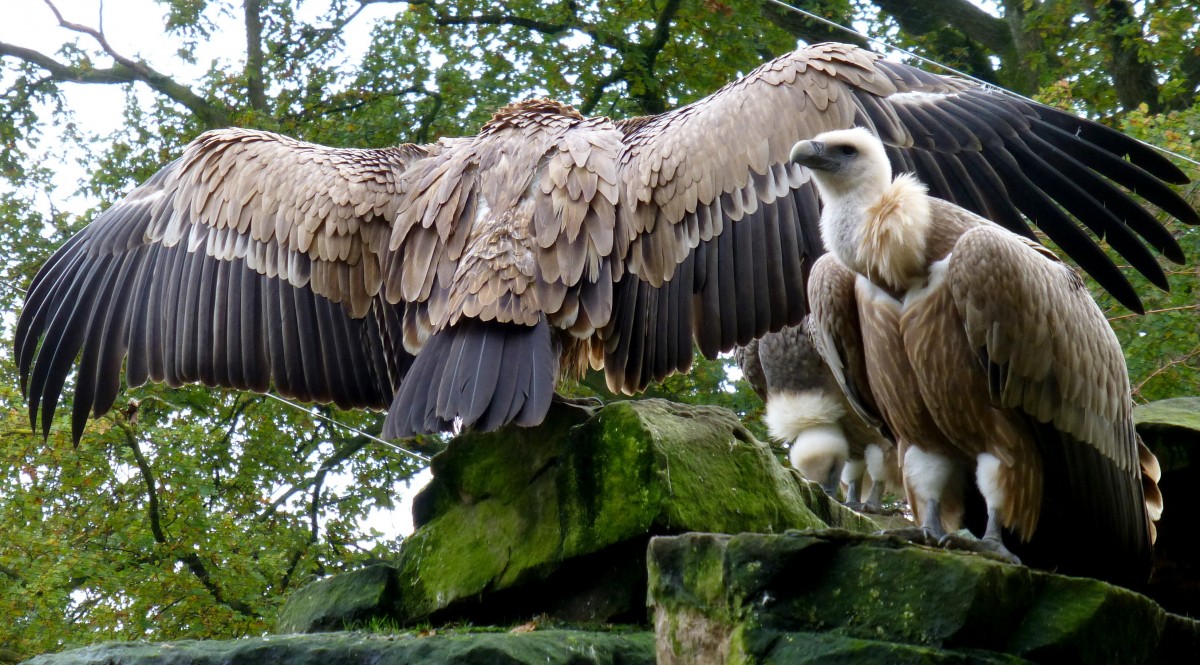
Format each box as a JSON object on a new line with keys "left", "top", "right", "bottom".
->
{"left": 16, "top": 43, "right": 1199, "bottom": 450}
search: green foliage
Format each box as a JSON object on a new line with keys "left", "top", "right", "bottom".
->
{"left": 1098, "top": 106, "right": 1200, "bottom": 403}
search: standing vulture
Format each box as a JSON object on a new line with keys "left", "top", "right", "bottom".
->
{"left": 735, "top": 319, "right": 899, "bottom": 511}
{"left": 14, "top": 43, "right": 1199, "bottom": 446}
{"left": 795, "top": 127, "right": 1167, "bottom": 586}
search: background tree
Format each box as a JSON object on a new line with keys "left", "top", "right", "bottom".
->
{"left": 1, "top": 0, "right": 1196, "bottom": 657}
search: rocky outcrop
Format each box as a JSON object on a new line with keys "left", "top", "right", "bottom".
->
{"left": 277, "top": 399, "right": 876, "bottom": 633}
{"left": 21, "top": 630, "right": 656, "bottom": 665}
{"left": 1135, "top": 397, "right": 1200, "bottom": 616}
{"left": 26, "top": 398, "right": 1200, "bottom": 665}
{"left": 649, "top": 530, "right": 1200, "bottom": 664}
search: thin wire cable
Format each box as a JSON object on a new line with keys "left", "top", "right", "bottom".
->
{"left": 762, "top": 0, "right": 1200, "bottom": 169}
{"left": 265, "top": 393, "right": 431, "bottom": 463}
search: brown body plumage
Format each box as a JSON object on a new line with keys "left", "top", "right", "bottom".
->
{"left": 15, "top": 43, "right": 1198, "bottom": 449}
{"left": 796, "top": 128, "right": 1163, "bottom": 586}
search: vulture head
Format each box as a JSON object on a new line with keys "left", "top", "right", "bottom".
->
{"left": 792, "top": 127, "right": 932, "bottom": 294}
{"left": 790, "top": 127, "right": 890, "bottom": 197}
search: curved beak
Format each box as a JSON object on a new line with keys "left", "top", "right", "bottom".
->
{"left": 790, "top": 139, "right": 837, "bottom": 172}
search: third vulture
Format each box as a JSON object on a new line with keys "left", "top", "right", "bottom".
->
{"left": 735, "top": 319, "right": 898, "bottom": 511}
{"left": 14, "top": 44, "right": 1197, "bottom": 584}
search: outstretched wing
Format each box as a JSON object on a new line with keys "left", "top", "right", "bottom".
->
{"left": 600, "top": 42, "right": 1197, "bottom": 396}
{"left": 16, "top": 129, "right": 424, "bottom": 440}
{"left": 947, "top": 222, "right": 1153, "bottom": 583}
{"left": 16, "top": 43, "right": 1198, "bottom": 442}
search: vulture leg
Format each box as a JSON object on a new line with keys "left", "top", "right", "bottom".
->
{"left": 842, "top": 457, "right": 866, "bottom": 510}
{"left": 863, "top": 480, "right": 886, "bottom": 514}
{"left": 862, "top": 443, "right": 890, "bottom": 513}
{"left": 881, "top": 445, "right": 963, "bottom": 544}
{"left": 939, "top": 453, "right": 1022, "bottom": 564}
{"left": 819, "top": 463, "right": 842, "bottom": 499}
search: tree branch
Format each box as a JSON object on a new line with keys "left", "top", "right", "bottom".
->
{"left": 876, "top": 0, "right": 1012, "bottom": 54}
{"left": 243, "top": 0, "right": 268, "bottom": 112}
{"left": 412, "top": 0, "right": 627, "bottom": 53}
{"left": 643, "top": 0, "right": 683, "bottom": 68}
{"left": 0, "top": 0, "right": 231, "bottom": 128}
{"left": 1079, "top": 0, "right": 1162, "bottom": 112}
{"left": 119, "top": 422, "right": 259, "bottom": 618}
{"left": 254, "top": 432, "right": 372, "bottom": 523}
{"left": 0, "top": 563, "right": 23, "bottom": 582}
{"left": 761, "top": 0, "right": 869, "bottom": 48}
{"left": 578, "top": 68, "right": 626, "bottom": 117}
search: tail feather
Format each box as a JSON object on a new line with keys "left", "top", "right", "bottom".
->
{"left": 383, "top": 318, "right": 558, "bottom": 438}
{"left": 1012, "top": 420, "right": 1153, "bottom": 589}
{"left": 1139, "top": 437, "right": 1163, "bottom": 543}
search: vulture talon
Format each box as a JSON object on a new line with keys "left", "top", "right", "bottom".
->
{"left": 879, "top": 526, "right": 940, "bottom": 547}
{"left": 939, "top": 532, "right": 1023, "bottom": 565}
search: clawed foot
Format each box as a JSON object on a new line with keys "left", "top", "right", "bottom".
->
{"left": 843, "top": 499, "right": 882, "bottom": 514}
{"left": 551, "top": 393, "right": 604, "bottom": 418}
{"left": 552, "top": 393, "right": 604, "bottom": 408}
{"left": 939, "top": 531, "right": 1022, "bottom": 565}
{"left": 877, "top": 526, "right": 941, "bottom": 547}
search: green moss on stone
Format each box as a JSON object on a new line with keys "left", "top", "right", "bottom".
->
{"left": 283, "top": 398, "right": 881, "bottom": 631}
{"left": 276, "top": 564, "right": 398, "bottom": 634}
{"left": 1133, "top": 397, "right": 1200, "bottom": 434}
{"left": 649, "top": 531, "right": 1200, "bottom": 665}
{"left": 1009, "top": 577, "right": 1165, "bottom": 664}
{"left": 749, "top": 630, "right": 1032, "bottom": 664}
{"left": 23, "top": 629, "right": 656, "bottom": 665}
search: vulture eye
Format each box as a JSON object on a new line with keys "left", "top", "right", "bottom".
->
{"left": 840, "top": 145, "right": 858, "bottom": 156}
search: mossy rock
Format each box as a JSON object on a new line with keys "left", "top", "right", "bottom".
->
{"left": 1135, "top": 397, "right": 1200, "bottom": 472}
{"left": 21, "top": 629, "right": 656, "bottom": 665}
{"left": 278, "top": 399, "right": 877, "bottom": 633}
{"left": 649, "top": 531, "right": 1200, "bottom": 664}
{"left": 1134, "top": 397, "right": 1200, "bottom": 617}
{"left": 276, "top": 564, "right": 398, "bottom": 635}
{"left": 1134, "top": 397, "right": 1200, "bottom": 439}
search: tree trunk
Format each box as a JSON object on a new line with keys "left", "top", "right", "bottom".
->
{"left": 244, "top": 0, "right": 269, "bottom": 112}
